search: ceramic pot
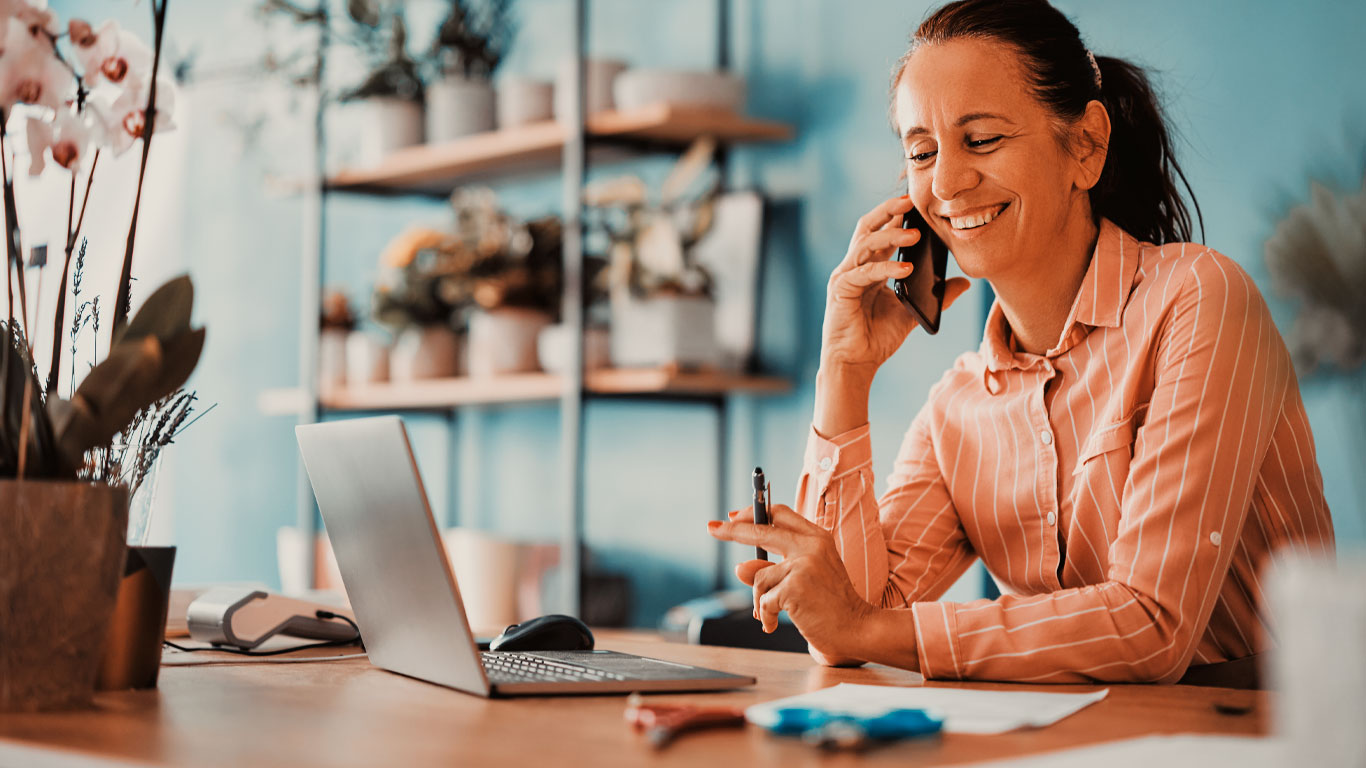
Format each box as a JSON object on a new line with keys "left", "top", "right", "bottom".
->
{"left": 555, "top": 58, "right": 627, "bottom": 121}
{"left": 427, "top": 76, "right": 496, "bottom": 141}
{"left": 97, "top": 546, "right": 175, "bottom": 691}
{"left": 467, "top": 307, "right": 552, "bottom": 377}
{"left": 536, "top": 324, "right": 610, "bottom": 375}
{"left": 352, "top": 97, "right": 423, "bottom": 166}
{"left": 390, "top": 325, "right": 461, "bottom": 382}
{"left": 345, "top": 330, "right": 389, "bottom": 387}
{"left": 613, "top": 69, "right": 746, "bottom": 112}
{"left": 0, "top": 480, "right": 129, "bottom": 711}
{"left": 496, "top": 76, "right": 554, "bottom": 129}
{"left": 318, "top": 328, "right": 348, "bottom": 392}
{"left": 609, "top": 294, "right": 719, "bottom": 369}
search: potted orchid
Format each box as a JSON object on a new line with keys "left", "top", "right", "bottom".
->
{"left": 0, "top": 0, "right": 204, "bottom": 711}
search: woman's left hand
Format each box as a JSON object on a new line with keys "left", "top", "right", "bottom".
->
{"left": 707, "top": 504, "right": 876, "bottom": 664}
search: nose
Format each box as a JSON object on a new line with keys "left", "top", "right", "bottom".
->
{"left": 930, "top": 146, "right": 981, "bottom": 203}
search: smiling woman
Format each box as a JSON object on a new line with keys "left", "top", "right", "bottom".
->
{"left": 708, "top": 0, "right": 1334, "bottom": 686}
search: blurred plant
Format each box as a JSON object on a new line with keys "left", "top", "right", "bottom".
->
{"left": 1264, "top": 173, "right": 1366, "bottom": 376}
{"left": 373, "top": 187, "right": 602, "bottom": 331}
{"left": 0, "top": 0, "right": 207, "bottom": 484}
{"left": 584, "top": 137, "right": 720, "bottom": 301}
{"left": 320, "top": 288, "right": 356, "bottom": 331}
{"left": 428, "top": 0, "right": 515, "bottom": 81}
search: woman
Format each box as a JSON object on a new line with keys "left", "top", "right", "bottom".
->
{"left": 708, "top": 0, "right": 1334, "bottom": 685}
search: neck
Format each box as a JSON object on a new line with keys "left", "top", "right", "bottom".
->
{"left": 990, "top": 209, "right": 1100, "bottom": 355}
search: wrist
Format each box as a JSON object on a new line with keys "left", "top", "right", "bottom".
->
{"left": 813, "top": 365, "right": 875, "bottom": 438}
{"left": 851, "top": 605, "right": 920, "bottom": 671}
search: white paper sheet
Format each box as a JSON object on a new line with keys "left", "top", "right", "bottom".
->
{"left": 961, "top": 735, "right": 1287, "bottom": 767}
{"left": 745, "top": 682, "right": 1108, "bottom": 735}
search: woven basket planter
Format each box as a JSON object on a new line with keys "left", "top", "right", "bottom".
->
{"left": 0, "top": 479, "right": 129, "bottom": 711}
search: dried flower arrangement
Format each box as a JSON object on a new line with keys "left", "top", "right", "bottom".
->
{"left": 1264, "top": 173, "right": 1366, "bottom": 376}
{"left": 372, "top": 187, "right": 578, "bottom": 332}
{"left": 0, "top": 0, "right": 206, "bottom": 494}
{"left": 584, "top": 137, "right": 721, "bottom": 301}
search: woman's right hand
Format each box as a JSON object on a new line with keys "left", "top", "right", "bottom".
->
{"left": 812, "top": 195, "right": 971, "bottom": 437}
{"left": 820, "top": 195, "right": 971, "bottom": 377}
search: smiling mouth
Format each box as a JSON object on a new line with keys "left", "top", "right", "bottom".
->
{"left": 946, "top": 203, "right": 1009, "bottom": 231}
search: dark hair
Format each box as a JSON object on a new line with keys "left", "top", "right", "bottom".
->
{"left": 891, "top": 0, "right": 1202, "bottom": 245}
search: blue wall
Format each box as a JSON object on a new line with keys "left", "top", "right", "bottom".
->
{"left": 63, "top": 0, "right": 1366, "bottom": 625}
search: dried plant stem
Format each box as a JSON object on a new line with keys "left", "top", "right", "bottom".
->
{"left": 110, "top": 0, "right": 168, "bottom": 337}
{"left": 47, "top": 150, "right": 100, "bottom": 394}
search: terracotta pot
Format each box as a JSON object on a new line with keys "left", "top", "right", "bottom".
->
{"left": 0, "top": 480, "right": 129, "bottom": 712}
{"left": 467, "top": 308, "right": 552, "bottom": 377}
{"left": 390, "top": 325, "right": 461, "bottom": 382}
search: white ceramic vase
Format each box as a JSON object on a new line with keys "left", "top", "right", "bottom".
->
{"left": 496, "top": 77, "right": 554, "bottom": 129}
{"left": 426, "top": 76, "right": 496, "bottom": 142}
{"left": 609, "top": 294, "right": 719, "bottom": 369}
{"left": 353, "top": 97, "right": 423, "bottom": 166}
{"left": 317, "top": 328, "right": 349, "bottom": 392}
{"left": 389, "top": 325, "right": 461, "bottom": 382}
{"left": 555, "top": 58, "right": 627, "bottom": 121}
{"left": 344, "top": 330, "right": 389, "bottom": 387}
{"left": 536, "top": 324, "right": 610, "bottom": 375}
{"left": 467, "top": 307, "right": 553, "bottom": 377}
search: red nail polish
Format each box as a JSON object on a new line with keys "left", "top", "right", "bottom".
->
{"left": 707, "top": 520, "right": 721, "bottom": 530}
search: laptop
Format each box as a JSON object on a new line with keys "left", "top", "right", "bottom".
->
{"left": 295, "top": 416, "right": 756, "bottom": 697}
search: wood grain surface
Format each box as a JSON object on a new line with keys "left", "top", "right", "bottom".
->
{"left": 0, "top": 632, "right": 1266, "bottom": 767}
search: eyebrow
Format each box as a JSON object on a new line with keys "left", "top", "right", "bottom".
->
{"left": 901, "top": 112, "right": 1015, "bottom": 141}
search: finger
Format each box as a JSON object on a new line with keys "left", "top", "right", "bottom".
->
{"left": 707, "top": 519, "right": 804, "bottom": 556}
{"left": 830, "top": 260, "right": 915, "bottom": 300}
{"left": 735, "top": 558, "right": 773, "bottom": 587}
{"left": 765, "top": 504, "right": 827, "bottom": 536}
{"left": 941, "top": 277, "right": 973, "bottom": 311}
{"left": 758, "top": 583, "right": 786, "bottom": 633}
{"left": 854, "top": 194, "right": 915, "bottom": 237}
{"left": 751, "top": 560, "right": 789, "bottom": 623}
{"left": 837, "top": 224, "right": 922, "bottom": 274}
{"left": 726, "top": 505, "right": 754, "bottom": 523}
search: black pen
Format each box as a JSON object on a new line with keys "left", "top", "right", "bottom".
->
{"left": 752, "top": 467, "right": 771, "bottom": 561}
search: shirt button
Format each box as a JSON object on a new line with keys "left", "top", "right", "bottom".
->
{"left": 818, "top": 457, "right": 833, "bottom": 471}
{"left": 1040, "top": 430, "right": 1053, "bottom": 446}
{"left": 1209, "top": 531, "right": 1222, "bottom": 546}
{"left": 1046, "top": 511, "right": 1057, "bottom": 526}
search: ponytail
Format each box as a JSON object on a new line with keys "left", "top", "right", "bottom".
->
{"left": 892, "top": 0, "right": 1203, "bottom": 245}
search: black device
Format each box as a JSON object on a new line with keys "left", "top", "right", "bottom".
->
{"left": 891, "top": 205, "right": 950, "bottom": 334}
{"left": 489, "top": 614, "right": 596, "bottom": 652}
{"left": 752, "top": 467, "right": 771, "bottom": 561}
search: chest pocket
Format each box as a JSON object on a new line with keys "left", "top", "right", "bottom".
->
{"left": 1073, "top": 404, "right": 1148, "bottom": 476}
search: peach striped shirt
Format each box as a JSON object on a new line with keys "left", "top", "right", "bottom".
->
{"left": 798, "top": 218, "right": 1334, "bottom": 683}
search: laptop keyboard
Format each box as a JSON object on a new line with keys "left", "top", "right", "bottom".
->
{"left": 480, "top": 651, "right": 628, "bottom": 684}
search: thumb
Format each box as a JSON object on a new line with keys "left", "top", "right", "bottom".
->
{"left": 942, "top": 277, "right": 973, "bottom": 311}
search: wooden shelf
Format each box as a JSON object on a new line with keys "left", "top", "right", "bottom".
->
{"left": 326, "top": 103, "right": 793, "bottom": 195}
{"left": 259, "top": 368, "right": 790, "bottom": 414}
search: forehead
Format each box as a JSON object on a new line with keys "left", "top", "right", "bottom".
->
{"left": 894, "top": 39, "right": 1039, "bottom": 138}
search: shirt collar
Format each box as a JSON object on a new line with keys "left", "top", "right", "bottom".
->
{"left": 980, "top": 218, "right": 1143, "bottom": 373}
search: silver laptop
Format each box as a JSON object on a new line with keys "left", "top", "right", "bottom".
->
{"left": 295, "top": 416, "right": 756, "bottom": 697}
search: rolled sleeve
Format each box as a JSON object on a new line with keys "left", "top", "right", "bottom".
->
{"left": 912, "top": 601, "right": 963, "bottom": 680}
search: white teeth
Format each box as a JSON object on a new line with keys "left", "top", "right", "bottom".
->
{"left": 949, "top": 204, "right": 1006, "bottom": 230}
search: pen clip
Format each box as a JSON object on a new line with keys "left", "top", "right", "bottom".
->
{"left": 764, "top": 482, "right": 771, "bottom": 523}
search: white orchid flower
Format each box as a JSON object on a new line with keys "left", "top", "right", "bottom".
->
{"left": 87, "top": 76, "right": 176, "bottom": 155}
{"left": 0, "top": 16, "right": 73, "bottom": 111}
{"left": 67, "top": 18, "right": 152, "bottom": 91}
{"left": 0, "top": 0, "right": 59, "bottom": 36}
{"left": 25, "top": 105, "right": 95, "bottom": 175}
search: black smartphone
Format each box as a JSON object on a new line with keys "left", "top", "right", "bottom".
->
{"left": 892, "top": 206, "right": 950, "bottom": 334}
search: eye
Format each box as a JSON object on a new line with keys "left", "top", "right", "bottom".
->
{"left": 907, "top": 150, "right": 937, "bottom": 165}
{"left": 968, "top": 136, "right": 1002, "bottom": 149}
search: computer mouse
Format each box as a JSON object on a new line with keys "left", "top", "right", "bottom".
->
{"left": 489, "top": 614, "right": 595, "bottom": 652}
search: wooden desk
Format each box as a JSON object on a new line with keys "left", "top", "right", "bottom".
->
{"left": 0, "top": 633, "right": 1266, "bottom": 767}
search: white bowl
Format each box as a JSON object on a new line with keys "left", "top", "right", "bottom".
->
{"left": 612, "top": 69, "right": 745, "bottom": 113}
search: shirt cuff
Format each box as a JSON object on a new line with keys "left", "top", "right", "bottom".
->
{"left": 912, "top": 601, "right": 962, "bottom": 680}
{"left": 802, "top": 423, "right": 873, "bottom": 497}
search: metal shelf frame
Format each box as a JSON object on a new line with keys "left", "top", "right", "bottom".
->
{"left": 292, "top": 0, "right": 751, "bottom": 616}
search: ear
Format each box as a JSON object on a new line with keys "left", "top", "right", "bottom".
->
{"left": 1072, "top": 100, "right": 1111, "bottom": 191}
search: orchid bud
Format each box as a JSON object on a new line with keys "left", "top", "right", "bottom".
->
{"left": 68, "top": 19, "right": 96, "bottom": 48}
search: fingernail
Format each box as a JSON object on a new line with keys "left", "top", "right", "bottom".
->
{"left": 707, "top": 520, "right": 721, "bottom": 531}
{"left": 727, "top": 509, "right": 738, "bottom": 519}
{"left": 753, "top": 609, "right": 759, "bottom": 620}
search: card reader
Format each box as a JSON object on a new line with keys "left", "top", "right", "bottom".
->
{"left": 186, "top": 586, "right": 358, "bottom": 649}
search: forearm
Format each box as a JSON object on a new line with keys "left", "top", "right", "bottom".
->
{"left": 850, "top": 607, "right": 921, "bottom": 672}
{"left": 813, "top": 363, "right": 874, "bottom": 438}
